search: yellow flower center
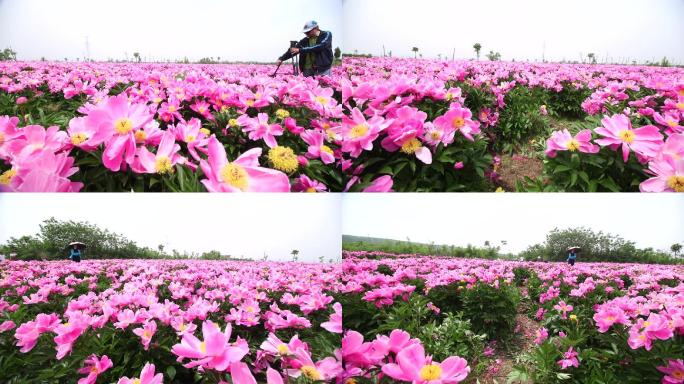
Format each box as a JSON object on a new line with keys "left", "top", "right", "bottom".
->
{"left": 0, "top": 169, "right": 17, "bottom": 185}
{"left": 114, "top": 118, "right": 133, "bottom": 135}
{"left": 326, "top": 129, "right": 336, "bottom": 140}
{"left": 246, "top": 100, "right": 254, "bottom": 107}
{"left": 135, "top": 130, "right": 147, "bottom": 143}
{"left": 673, "top": 370, "right": 684, "bottom": 379}
{"left": 618, "top": 130, "right": 635, "bottom": 144}
{"left": 569, "top": 314, "right": 578, "bottom": 321}
{"left": 0, "top": 132, "right": 4, "bottom": 144}
{"left": 452, "top": 117, "right": 465, "bottom": 129}
{"left": 275, "top": 109, "right": 290, "bottom": 119}
{"left": 153, "top": 97, "right": 162, "bottom": 104}
{"left": 566, "top": 139, "right": 580, "bottom": 151}
{"left": 91, "top": 366, "right": 99, "bottom": 373}
{"left": 346, "top": 379, "right": 358, "bottom": 384}
{"left": 168, "top": 105, "right": 177, "bottom": 113}
{"left": 155, "top": 156, "right": 173, "bottom": 174}
{"left": 419, "top": 364, "right": 442, "bottom": 381}
{"left": 350, "top": 124, "right": 368, "bottom": 138}
{"left": 301, "top": 366, "right": 322, "bottom": 380}
{"left": 143, "top": 330, "right": 152, "bottom": 338}
{"left": 667, "top": 120, "right": 678, "bottom": 127}
{"left": 185, "top": 135, "right": 196, "bottom": 143}
{"left": 200, "top": 128, "right": 210, "bottom": 136}
{"left": 246, "top": 306, "right": 256, "bottom": 313}
{"left": 178, "top": 323, "right": 186, "bottom": 331}
{"left": 400, "top": 138, "right": 422, "bottom": 154}
{"left": 666, "top": 175, "right": 684, "bottom": 192}
{"left": 228, "top": 119, "right": 239, "bottom": 127}
{"left": 445, "top": 93, "right": 453, "bottom": 101}
{"left": 606, "top": 316, "right": 615, "bottom": 322}
{"left": 220, "top": 163, "right": 249, "bottom": 191}
{"left": 306, "top": 187, "right": 317, "bottom": 193}
{"left": 430, "top": 131, "right": 441, "bottom": 140}
{"left": 71, "top": 132, "right": 88, "bottom": 145}
{"left": 200, "top": 341, "right": 207, "bottom": 354}
{"left": 198, "top": 107, "right": 206, "bottom": 113}
{"left": 676, "top": 102, "right": 684, "bottom": 110}
{"left": 132, "top": 379, "right": 141, "bottom": 384}
{"left": 316, "top": 96, "right": 328, "bottom": 105}
{"left": 267, "top": 146, "right": 298, "bottom": 173}
{"left": 277, "top": 344, "right": 290, "bottom": 355}
{"left": 321, "top": 145, "right": 334, "bottom": 155}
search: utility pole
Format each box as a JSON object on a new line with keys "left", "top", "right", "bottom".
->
{"left": 452, "top": 48, "right": 455, "bottom": 61}
{"left": 542, "top": 41, "right": 546, "bottom": 62}
{"left": 383, "top": 45, "right": 386, "bottom": 57}
{"left": 84, "top": 36, "right": 90, "bottom": 62}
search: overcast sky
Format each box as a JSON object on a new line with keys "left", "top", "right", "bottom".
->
{"left": 0, "top": 0, "right": 343, "bottom": 62}
{"left": 343, "top": 194, "right": 684, "bottom": 254}
{"left": 0, "top": 194, "right": 341, "bottom": 262}
{"left": 343, "top": 0, "right": 684, "bottom": 63}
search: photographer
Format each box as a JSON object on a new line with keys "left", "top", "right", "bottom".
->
{"left": 277, "top": 20, "right": 333, "bottom": 77}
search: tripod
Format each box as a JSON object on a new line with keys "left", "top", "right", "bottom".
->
{"left": 272, "top": 40, "right": 300, "bottom": 77}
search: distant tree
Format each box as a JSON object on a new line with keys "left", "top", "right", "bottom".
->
{"left": 334, "top": 47, "right": 341, "bottom": 59}
{"left": 200, "top": 250, "right": 223, "bottom": 260}
{"left": 133, "top": 52, "right": 141, "bottom": 63}
{"left": 411, "top": 46, "right": 419, "bottom": 58}
{"left": 473, "top": 43, "right": 482, "bottom": 60}
{"left": 672, "top": 243, "right": 682, "bottom": 257}
{"left": 389, "top": 50, "right": 392, "bottom": 57}
{"left": 0, "top": 47, "right": 17, "bottom": 61}
{"left": 486, "top": 50, "right": 501, "bottom": 61}
{"left": 587, "top": 53, "right": 596, "bottom": 64}
{"left": 291, "top": 249, "right": 299, "bottom": 261}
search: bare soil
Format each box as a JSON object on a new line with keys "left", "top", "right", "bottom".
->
{"left": 496, "top": 154, "right": 544, "bottom": 191}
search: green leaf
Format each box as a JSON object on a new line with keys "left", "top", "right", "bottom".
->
{"left": 166, "top": 366, "right": 176, "bottom": 380}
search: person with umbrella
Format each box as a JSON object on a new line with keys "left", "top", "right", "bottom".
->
{"left": 567, "top": 246, "right": 579, "bottom": 266}
{"left": 68, "top": 242, "right": 85, "bottom": 262}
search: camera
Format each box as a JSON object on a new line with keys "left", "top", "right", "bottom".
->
{"left": 290, "top": 40, "right": 298, "bottom": 48}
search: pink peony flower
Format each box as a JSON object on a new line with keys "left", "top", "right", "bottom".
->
{"left": 78, "top": 354, "right": 113, "bottom": 384}
{"left": 557, "top": 347, "right": 579, "bottom": 369}
{"left": 381, "top": 343, "right": 470, "bottom": 383}
{"left": 199, "top": 136, "right": 290, "bottom": 192}
{"left": 363, "top": 175, "right": 393, "bottom": 192}
{"left": 545, "top": 129, "right": 599, "bottom": 157}
{"left": 117, "top": 362, "right": 163, "bottom": 384}
{"left": 170, "top": 320, "right": 249, "bottom": 371}
{"left": 657, "top": 359, "right": 684, "bottom": 384}
{"left": 132, "top": 321, "right": 157, "bottom": 350}
{"left": 433, "top": 105, "right": 482, "bottom": 142}
{"left": 238, "top": 113, "right": 283, "bottom": 148}
{"left": 321, "top": 302, "right": 342, "bottom": 333}
{"left": 594, "top": 114, "right": 663, "bottom": 162}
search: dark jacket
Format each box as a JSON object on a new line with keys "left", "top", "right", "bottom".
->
{"left": 279, "top": 30, "right": 333, "bottom": 74}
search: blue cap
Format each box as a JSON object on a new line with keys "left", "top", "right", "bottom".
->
{"left": 302, "top": 20, "right": 319, "bottom": 33}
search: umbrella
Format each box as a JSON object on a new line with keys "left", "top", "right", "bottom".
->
{"left": 566, "top": 246, "right": 581, "bottom": 251}
{"left": 67, "top": 242, "right": 86, "bottom": 248}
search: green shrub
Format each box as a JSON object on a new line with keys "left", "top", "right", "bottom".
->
{"left": 461, "top": 281, "right": 520, "bottom": 341}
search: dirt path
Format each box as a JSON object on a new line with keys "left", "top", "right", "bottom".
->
{"left": 496, "top": 154, "right": 543, "bottom": 191}
{"left": 479, "top": 287, "right": 539, "bottom": 384}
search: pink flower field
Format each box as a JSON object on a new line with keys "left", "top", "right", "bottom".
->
{"left": 1, "top": 58, "right": 682, "bottom": 192}
{"left": 0, "top": 259, "right": 342, "bottom": 383}
{"left": 340, "top": 252, "right": 684, "bottom": 383}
